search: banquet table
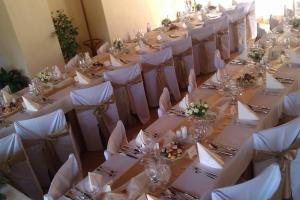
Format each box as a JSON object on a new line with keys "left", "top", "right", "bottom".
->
{"left": 63, "top": 26, "right": 300, "bottom": 200}
{"left": 0, "top": 184, "right": 31, "bottom": 200}
{"left": 0, "top": 3, "right": 253, "bottom": 139}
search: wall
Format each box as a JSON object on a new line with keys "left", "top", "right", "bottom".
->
{"left": 3, "top": 0, "right": 65, "bottom": 77}
{"left": 0, "top": 0, "right": 27, "bottom": 73}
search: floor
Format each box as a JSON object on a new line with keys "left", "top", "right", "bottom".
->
{"left": 81, "top": 73, "right": 213, "bottom": 175}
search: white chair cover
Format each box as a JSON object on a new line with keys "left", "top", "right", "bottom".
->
{"left": 0, "top": 134, "right": 43, "bottom": 200}
{"left": 253, "top": 117, "right": 300, "bottom": 199}
{"left": 224, "top": 7, "right": 247, "bottom": 53}
{"left": 70, "top": 81, "right": 119, "bottom": 151}
{"left": 157, "top": 87, "right": 172, "bottom": 118}
{"left": 283, "top": 90, "right": 300, "bottom": 120}
{"left": 214, "top": 50, "right": 225, "bottom": 69}
{"left": 211, "top": 163, "right": 281, "bottom": 200}
{"left": 205, "top": 15, "right": 230, "bottom": 60}
{"left": 104, "top": 121, "right": 128, "bottom": 160}
{"left": 140, "top": 48, "right": 181, "bottom": 107}
{"left": 246, "top": 1, "right": 257, "bottom": 40}
{"left": 160, "top": 36, "right": 194, "bottom": 89}
{"left": 97, "top": 41, "right": 110, "bottom": 55}
{"left": 103, "top": 64, "right": 150, "bottom": 125}
{"left": 188, "top": 68, "right": 197, "bottom": 94}
{"left": 189, "top": 25, "right": 217, "bottom": 74}
{"left": 45, "top": 154, "right": 81, "bottom": 200}
{"left": 14, "top": 109, "right": 76, "bottom": 190}
{"left": 65, "top": 55, "right": 80, "bottom": 71}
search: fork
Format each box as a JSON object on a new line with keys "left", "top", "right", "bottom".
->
{"left": 193, "top": 167, "right": 217, "bottom": 179}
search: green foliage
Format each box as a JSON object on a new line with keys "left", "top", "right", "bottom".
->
{"left": 52, "top": 10, "right": 79, "bottom": 62}
{"left": 0, "top": 68, "right": 29, "bottom": 93}
{"left": 292, "top": 18, "right": 300, "bottom": 29}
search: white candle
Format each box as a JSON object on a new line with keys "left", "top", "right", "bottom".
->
{"left": 181, "top": 126, "right": 188, "bottom": 139}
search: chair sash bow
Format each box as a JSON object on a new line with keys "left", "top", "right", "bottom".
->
{"left": 173, "top": 47, "right": 193, "bottom": 88}
{"left": 254, "top": 138, "right": 300, "bottom": 199}
{"left": 142, "top": 58, "right": 174, "bottom": 97}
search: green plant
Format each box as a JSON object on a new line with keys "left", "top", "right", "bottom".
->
{"left": 0, "top": 68, "right": 29, "bottom": 93}
{"left": 52, "top": 10, "right": 79, "bottom": 62}
{"left": 161, "top": 18, "right": 172, "bottom": 27}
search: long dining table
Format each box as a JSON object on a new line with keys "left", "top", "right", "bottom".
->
{"left": 63, "top": 25, "right": 300, "bottom": 200}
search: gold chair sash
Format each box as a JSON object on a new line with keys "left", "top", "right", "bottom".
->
{"left": 192, "top": 34, "right": 216, "bottom": 70}
{"left": 75, "top": 95, "right": 116, "bottom": 147}
{"left": 173, "top": 47, "right": 193, "bottom": 89}
{"left": 142, "top": 58, "right": 174, "bottom": 98}
{"left": 254, "top": 138, "right": 300, "bottom": 199}
{"left": 23, "top": 126, "right": 69, "bottom": 176}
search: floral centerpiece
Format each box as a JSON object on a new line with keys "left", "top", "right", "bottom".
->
{"left": 186, "top": 100, "right": 209, "bottom": 117}
{"left": 161, "top": 18, "right": 172, "bottom": 27}
{"left": 112, "top": 38, "right": 124, "bottom": 50}
{"left": 248, "top": 47, "right": 265, "bottom": 62}
{"left": 195, "top": 3, "right": 202, "bottom": 11}
{"left": 37, "top": 71, "right": 52, "bottom": 83}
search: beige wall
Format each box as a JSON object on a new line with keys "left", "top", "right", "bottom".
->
{"left": 101, "top": 0, "right": 185, "bottom": 41}
{"left": 3, "top": 0, "right": 65, "bottom": 77}
{"left": 0, "top": 0, "right": 27, "bottom": 73}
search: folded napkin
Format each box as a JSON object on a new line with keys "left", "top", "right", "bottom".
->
{"left": 110, "top": 54, "right": 123, "bottom": 67}
{"left": 74, "top": 71, "right": 91, "bottom": 85}
{"left": 197, "top": 142, "right": 224, "bottom": 169}
{"left": 137, "top": 193, "right": 159, "bottom": 200}
{"left": 179, "top": 94, "right": 190, "bottom": 110}
{"left": 237, "top": 101, "right": 259, "bottom": 122}
{"left": 53, "top": 65, "right": 62, "bottom": 79}
{"left": 135, "top": 130, "right": 149, "bottom": 149}
{"left": 127, "top": 172, "right": 148, "bottom": 200}
{"left": 1, "top": 90, "right": 13, "bottom": 105}
{"left": 22, "top": 96, "right": 41, "bottom": 112}
{"left": 87, "top": 172, "right": 104, "bottom": 193}
{"left": 289, "top": 51, "right": 300, "bottom": 65}
{"left": 265, "top": 72, "right": 284, "bottom": 91}
{"left": 210, "top": 70, "right": 222, "bottom": 85}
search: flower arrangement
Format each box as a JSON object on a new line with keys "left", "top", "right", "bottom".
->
{"left": 112, "top": 38, "right": 124, "bottom": 50}
{"left": 195, "top": 4, "right": 202, "bottom": 11}
{"left": 186, "top": 100, "right": 209, "bottom": 117}
{"left": 37, "top": 71, "right": 52, "bottom": 82}
{"left": 248, "top": 47, "right": 265, "bottom": 62}
{"left": 161, "top": 18, "right": 172, "bottom": 27}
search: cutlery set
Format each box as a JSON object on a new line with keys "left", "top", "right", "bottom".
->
{"left": 275, "top": 77, "right": 295, "bottom": 84}
{"left": 200, "top": 83, "right": 217, "bottom": 89}
{"left": 96, "top": 165, "right": 117, "bottom": 177}
{"left": 167, "top": 108, "right": 187, "bottom": 117}
{"left": 247, "top": 104, "right": 271, "bottom": 114}
{"left": 208, "top": 143, "right": 237, "bottom": 157}
{"left": 193, "top": 167, "right": 217, "bottom": 179}
{"left": 164, "top": 186, "right": 199, "bottom": 200}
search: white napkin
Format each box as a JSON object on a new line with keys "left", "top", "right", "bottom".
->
{"left": 53, "top": 65, "right": 62, "bottom": 79}
{"left": 179, "top": 94, "right": 190, "bottom": 110}
{"left": 87, "top": 172, "right": 103, "bottom": 192}
{"left": 238, "top": 101, "right": 259, "bottom": 122}
{"left": 74, "top": 71, "right": 91, "bottom": 85}
{"left": 1, "top": 90, "right": 13, "bottom": 105}
{"left": 110, "top": 54, "right": 123, "bottom": 67}
{"left": 197, "top": 142, "right": 224, "bottom": 169}
{"left": 22, "top": 96, "right": 41, "bottom": 112}
{"left": 127, "top": 172, "right": 148, "bottom": 200}
{"left": 289, "top": 51, "right": 300, "bottom": 65}
{"left": 210, "top": 70, "right": 222, "bottom": 85}
{"left": 135, "top": 130, "right": 148, "bottom": 149}
{"left": 137, "top": 194, "right": 159, "bottom": 200}
{"left": 266, "top": 72, "right": 284, "bottom": 91}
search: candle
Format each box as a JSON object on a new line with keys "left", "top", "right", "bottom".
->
{"left": 181, "top": 126, "right": 188, "bottom": 139}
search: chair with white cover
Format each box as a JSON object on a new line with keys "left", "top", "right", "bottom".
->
{"left": 205, "top": 15, "right": 230, "bottom": 60}
{"left": 44, "top": 154, "right": 81, "bottom": 200}
{"left": 282, "top": 90, "right": 300, "bottom": 122}
{"left": 140, "top": 47, "right": 181, "bottom": 107}
{"left": 0, "top": 134, "right": 43, "bottom": 199}
{"left": 214, "top": 49, "right": 226, "bottom": 70}
{"left": 188, "top": 25, "right": 217, "bottom": 74}
{"left": 160, "top": 36, "right": 194, "bottom": 89}
{"left": 97, "top": 41, "right": 110, "bottom": 55}
{"left": 188, "top": 69, "right": 197, "bottom": 94}
{"left": 211, "top": 163, "right": 281, "bottom": 200}
{"left": 14, "top": 109, "right": 80, "bottom": 190}
{"left": 224, "top": 7, "right": 247, "bottom": 53}
{"left": 104, "top": 121, "right": 128, "bottom": 160}
{"left": 103, "top": 64, "right": 150, "bottom": 125}
{"left": 70, "top": 81, "right": 119, "bottom": 151}
{"left": 253, "top": 117, "right": 300, "bottom": 199}
{"left": 245, "top": 1, "right": 257, "bottom": 41}
{"left": 157, "top": 87, "right": 172, "bottom": 118}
